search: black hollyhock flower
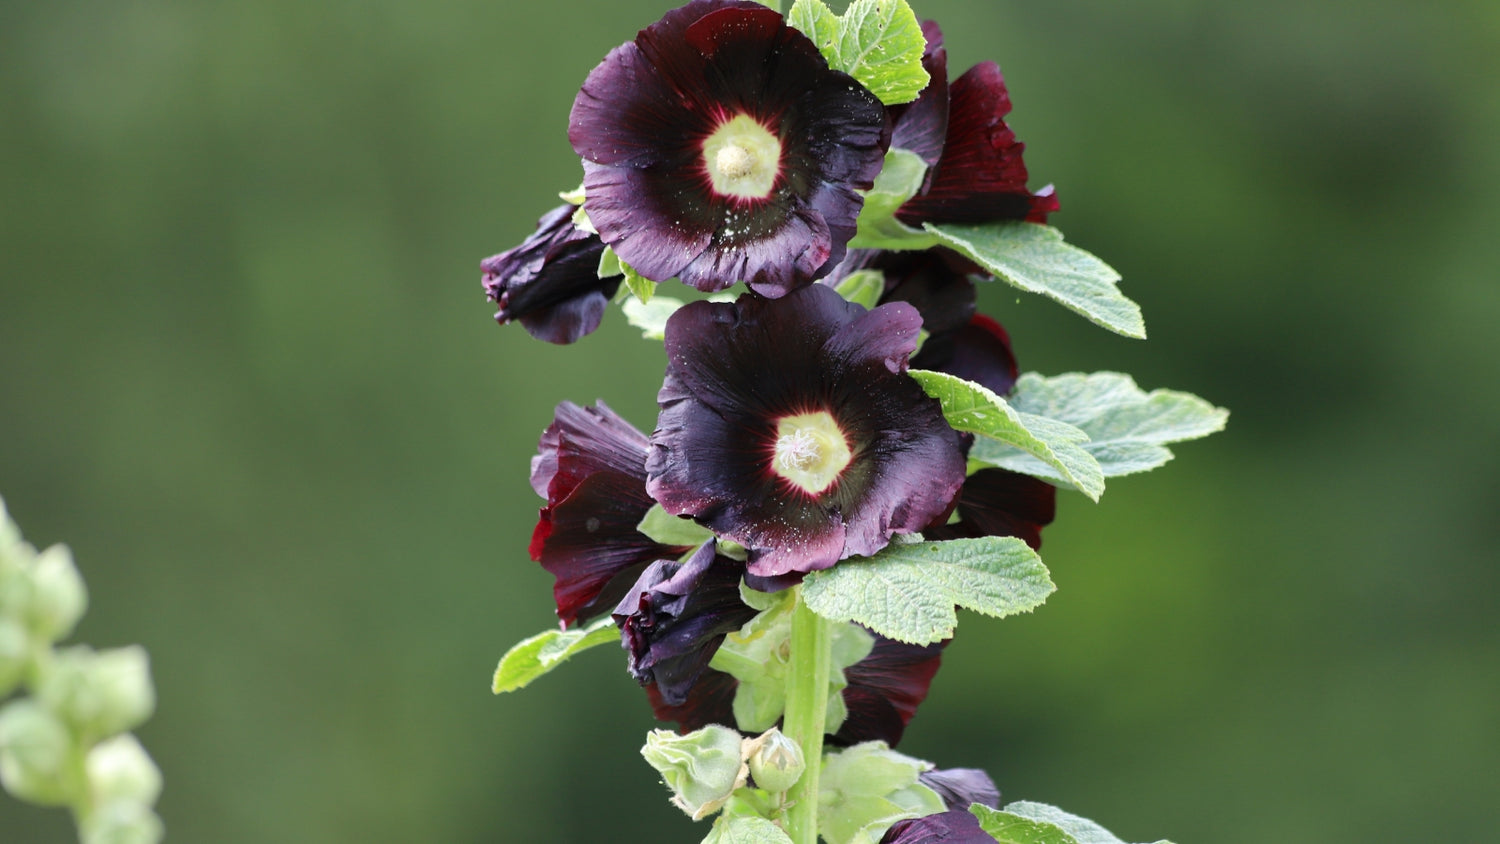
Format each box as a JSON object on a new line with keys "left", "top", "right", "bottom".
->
{"left": 828, "top": 249, "right": 1020, "bottom": 397}
{"left": 644, "top": 631, "right": 945, "bottom": 750}
{"left": 481, "top": 204, "right": 623, "bottom": 344}
{"left": 925, "top": 468, "right": 1056, "bottom": 551}
{"left": 614, "top": 542, "right": 760, "bottom": 705}
{"left": 646, "top": 283, "right": 967, "bottom": 578}
{"left": 890, "top": 23, "right": 1058, "bottom": 226}
{"left": 880, "top": 809, "right": 996, "bottom": 844}
{"left": 569, "top": 0, "right": 889, "bottom": 296}
{"left": 918, "top": 768, "right": 1001, "bottom": 811}
{"left": 529, "top": 401, "right": 692, "bottom": 627}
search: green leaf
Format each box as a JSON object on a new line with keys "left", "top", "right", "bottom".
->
{"left": 970, "top": 804, "right": 1079, "bottom": 844}
{"left": 702, "top": 815, "right": 794, "bottom": 844}
{"left": 801, "top": 536, "right": 1055, "bottom": 645}
{"left": 818, "top": 741, "right": 945, "bottom": 844}
{"left": 622, "top": 260, "right": 656, "bottom": 303}
{"left": 909, "top": 369, "right": 1105, "bottom": 501}
{"left": 621, "top": 295, "right": 687, "bottom": 340}
{"left": 788, "top": 0, "right": 930, "bottom": 107}
{"left": 834, "top": 0, "right": 930, "bottom": 106}
{"left": 559, "top": 183, "right": 586, "bottom": 205}
{"left": 924, "top": 221, "right": 1145, "bottom": 339}
{"left": 492, "top": 616, "right": 617, "bottom": 694}
{"left": 996, "top": 802, "right": 1174, "bottom": 844}
{"left": 834, "top": 271, "right": 886, "bottom": 310}
{"left": 637, "top": 504, "right": 715, "bottom": 548}
{"left": 787, "top": 0, "right": 839, "bottom": 54}
{"left": 861, "top": 148, "right": 927, "bottom": 221}
{"left": 597, "top": 245, "right": 622, "bottom": 279}
{"left": 969, "top": 372, "right": 1228, "bottom": 488}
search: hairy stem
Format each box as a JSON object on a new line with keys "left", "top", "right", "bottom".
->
{"left": 782, "top": 586, "right": 833, "bottom": 844}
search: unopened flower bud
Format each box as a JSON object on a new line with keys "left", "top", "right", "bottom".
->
{"left": 28, "top": 544, "right": 88, "bottom": 643}
{"left": 0, "top": 617, "right": 30, "bottom": 697}
{"left": 0, "top": 699, "right": 83, "bottom": 806}
{"left": 744, "top": 727, "right": 804, "bottom": 793}
{"left": 37, "top": 645, "right": 155, "bottom": 744}
{"left": 640, "top": 725, "right": 747, "bottom": 820}
{"left": 87, "top": 734, "right": 162, "bottom": 807}
{"left": 81, "top": 798, "right": 165, "bottom": 844}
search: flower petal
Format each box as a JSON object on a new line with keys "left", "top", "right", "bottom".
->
{"left": 481, "top": 205, "right": 622, "bottom": 344}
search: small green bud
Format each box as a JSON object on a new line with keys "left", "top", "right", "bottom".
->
{"left": 640, "top": 725, "right": 748, "bottom": 820}
{"left": 81, "top": 799, "right": 165, "bottom": 844}
{"left": 0, "top": 699, "right": 83, "bottom": 806}
{"left": 37, "top": 645, "right": 155, "bottom": 744}
{"left": 87, "top": 734, "right": 163, "bottom": 807}
{"left": 28, "top": 543, "right": 88, "bottom": 643}
{"left": 743, "top": 727, "right": 804, "bottom": 793}
{"left": 0, "top": 617, "right": 30, "bottom": 697}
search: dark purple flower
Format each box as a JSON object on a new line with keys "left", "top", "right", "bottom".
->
{"left": 569, "top": 0, "right": 889, "bottom": 296}
{"left": 529, "top": 401, "right": 692, "bottom": 627}
{"left": 644, "top": 631, "right": 945, "bottom": 749}
{"left": 827, "top": 249, "right": 1019, "bottom": 397}
{"left": 918, "top": 768, "right": 1001, "bottom": 811}
{"left": 925, "top": 468, "right": 1055, "bottom": 551}
{"left": 646, "top": 284, "right": 967, "bottom": 578}
{"left": 482, "top": 204, "right": 623, "bottom": 344}
{"left": 880, "top": 809, "right": 995, "bottom": 844}
{"left": 890, "top": 23, "right": 1058, "bottom": 226}
{"left": 614, "top": 542, "right": 760, "bottom": 705}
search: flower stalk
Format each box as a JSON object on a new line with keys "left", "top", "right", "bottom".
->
{"left": 782, "top": 586, "right": 834, "bottom": 844}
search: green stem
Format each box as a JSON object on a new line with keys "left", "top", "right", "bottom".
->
{"left": 783, "top": 586, "right": 833, "bottom": 844}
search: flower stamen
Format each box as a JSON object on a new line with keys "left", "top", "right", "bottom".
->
{"left": 772, "top": 412, "right": 851, "bottom": 495}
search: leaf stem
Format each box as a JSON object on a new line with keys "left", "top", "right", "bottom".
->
{"left": 782, "top": 586, "right": 833, "bottom": 844}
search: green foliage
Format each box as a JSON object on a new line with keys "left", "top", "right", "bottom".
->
{"left": 787, "top": 0, "right": 930, "bottom": 106}
{"left": 702, "top": 814, "right": 795, "bottom": 844}
{"left": 909, "top": 370, "right": 1105, "bottom": 501}
{"left": 817, "top": 741, "right": 945, "bottom": 844}
{"left": 969, "top": 373, "right": 1228, "bottom": 489}
{"left": 834, "top": 271, "right": 887, "bottom": 311}
{"left": 490, "top": 616, "right": 618, "bottom": 694}
{"left": 637, "top": 504, "right": 716, "bottom": 548}
{"left": 801, "top": 536, "right": 1055, "bottom": 645}
{"left": 973, "top": 801, "right": 1174, "bottom": 844}
{"left": 924, "top": 222, "right": 1145, "bottom": 339}
{"left": 622, "top": 295, "right": 687, "bottom": 340}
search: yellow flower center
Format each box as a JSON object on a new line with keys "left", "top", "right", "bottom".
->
{"left": 772, "top": 412, "right": 852, "bottom": 495}
{"left": 702, "top": 114, "right": 781, "bottom": 200}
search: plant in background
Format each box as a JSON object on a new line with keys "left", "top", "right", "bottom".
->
{"left": 486, "top": 1, "right": 1226, "bottom": 842}
{"left": 0, "top": 497, "right": 163, "bottom": 844}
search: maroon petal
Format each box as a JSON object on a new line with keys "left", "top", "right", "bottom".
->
{"left": 646, "top": 665, "right": 739, "bottom": 732}
{"left": 881, "top": 809, "right": 995, "bottom": 844}
{"left": 614, "top": 542, "right": 760, "bottom": 705}
{"left": 833, "top": 635, "right": 945, "bottom": 747}
{"left": 896, "top": 62, "right": 1058, "bottom": 226}
{"left": 481, "top": 205, "right": 622, "bottom": 344}
{"left": 938, "top": 314, "right": 1021, "bottom": 397}
{"left": 889, "top": 20, "right": 950, "bottom": 178}
{"left": 528, "top": 402, "right": 691, "bottom": 626}
{"left": 925, "top": 468, "right": 1056, "bottom": 551}
{"left": 919, "top": 768, "right": 1001, "bottom": 811}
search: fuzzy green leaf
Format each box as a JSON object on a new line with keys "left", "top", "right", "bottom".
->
{"left": 835, "top": 0, "right": 930, "bottom": 105}
{"left": 622, "top": 295, "right": 686, "bottom": 340}
{"left": 971, "top": 804, "right": 1079, "bottom": 844}
{"left": 990, "top": 802, "right": 1175, "bottom": 844}
{"left": 909, "top": 369, "right": 1104, "bottom": 501}
{"left": 622, "top": 261, "right": 656, "bottom": 303}
{"left": 702, "top": 815, "right": 795, "bottom": 844}
{"left": 787, "top": 0, "right": 839, "bottom": 54}
{"left": 801, "top": 537, "right": 1055, "bottom": 645}
{"left": 637, "top": 504, "right": 716, "bottom": 548}
{"left": 925, "top": 221, "right": 1145, "bottom": 339}
{"left": 492, "top": 616, "right": 617, "bottom": 694}
{"left": 968, "top": 372, "right": 1227, "bottom": 488}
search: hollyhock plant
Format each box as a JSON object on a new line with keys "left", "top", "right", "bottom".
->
{"left": 481, "top": 204, "right": 622, "bottom": 344}
{"left": 569, "top": 0, "right": 888, "bottom": 295}
{"left": 488, "top": 4, "right": 1225, "bottom": 843}
{"left": 645, "top": 282, "right": 967, "bottom": 578}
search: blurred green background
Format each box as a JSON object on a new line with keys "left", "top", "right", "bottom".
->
{"left": 3, "top": 0, "right": 1496, "bottom": 841}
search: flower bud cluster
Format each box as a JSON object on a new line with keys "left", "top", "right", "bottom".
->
{"left": 0, "top": 497, "right": 163, "bottom": 843}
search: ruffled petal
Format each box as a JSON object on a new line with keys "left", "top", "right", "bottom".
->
{"left": 481, "top": 205, "right": 623, "bottom": 344}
